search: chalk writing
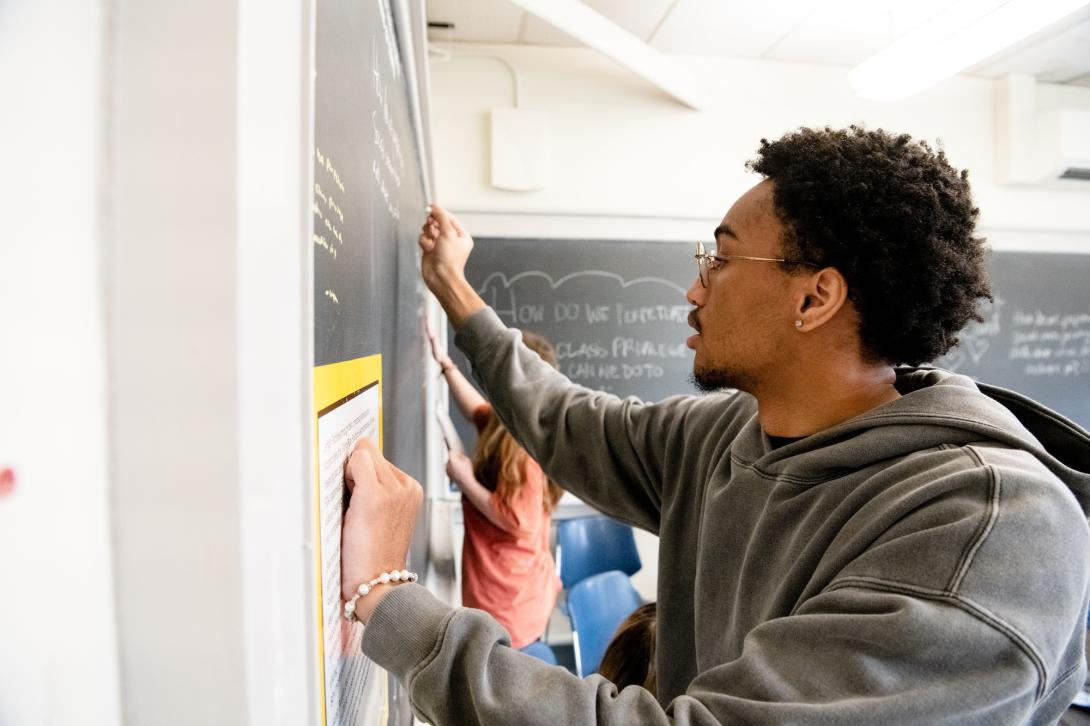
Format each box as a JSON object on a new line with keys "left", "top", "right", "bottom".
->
{"left": 477, "top": 270, "right": 688, "bottom": 297}
{"left": 369, "top": 37, "right": 404, "bottom": 222}
{"left": 476, "top": 268, "right": 694, "bottom": 396}
{"left": 1010, "top": 307, "right": 1090, "bottom": 377}
{"left": 377, "top": 0, "right": 401, "bottom": 80}
{"left": 314, "top": 232, "right": 337, "bottom": 260}
{"left": 934, "top": 294, "right": 1090, "bottom": 380}
{"left": 314, "top": 147, "right": 351, "bottom": 299}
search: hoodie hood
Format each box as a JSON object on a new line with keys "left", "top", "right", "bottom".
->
{"left": 901, "top": 368, "right": 1090, "bottom": 514}
{"left": 733, "top": 368, "right": 1090, "bottom": 517}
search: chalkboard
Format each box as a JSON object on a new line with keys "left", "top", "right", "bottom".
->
{"left": 313, "top": 0, "right": 428, "bottom": 476}
{"left": 935, "top": 251, "right": 1090, "bottom": 429}
{"left": 450, "top": 237, "right": 699, "bottom": 448}
{"left": 453, "top": 242, "right": 1090, "bottom": 446}
{"left": 312, "top": 1, "right": 428, "bottom": 724}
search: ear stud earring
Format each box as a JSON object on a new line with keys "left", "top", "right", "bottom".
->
{"left": 794, "top": 320, "right": 803, "bottom": 329}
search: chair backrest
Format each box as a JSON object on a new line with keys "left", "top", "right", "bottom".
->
{"left": 519, "top": 640, "right": 558, "bottom": 666}
{"left": 567, "top": 570, "right": 643, "bottom": 677}
{"left": 556, "top": 516, "right": 641, "bottom": 590}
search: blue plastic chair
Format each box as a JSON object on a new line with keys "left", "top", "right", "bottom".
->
{"left": 567, "top": 570, "right": 643, "bottom": 677}
{"left": 519, "top": 639, "right": 558, "bottom": 665}
{"left": 556, "top": 516, "right": 641, "bottom": 590}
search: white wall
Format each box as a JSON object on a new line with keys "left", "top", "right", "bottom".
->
{"left": 427, "top": 43, "right": 1090, "bottom": 602}
{"left": 106, "top": 0, "right": 251, "bottom": 723}
{"left": 0, "top": 1, "right": 122, "bottom": 724}
{"left": 1, "top": 2, "right": 314, "bottom": 722}
{"left": 237, "top": 0, "right": 313, "bottom": 721}
{"left": 429, "top": 44, "right": 1090, "bottom": 246}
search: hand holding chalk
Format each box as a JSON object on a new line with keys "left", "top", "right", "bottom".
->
{"left": 419, "top": 203, "right": 472, "bottom": 285}
{"left": 418, "top": 204, "right": 484, "bottom": 328}
{"left": 341, "top": 437, "right": 424, "bottom": 623}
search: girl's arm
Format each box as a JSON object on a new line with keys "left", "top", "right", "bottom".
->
{"left": 427, "top": 316, "right": 486, "bottom": 420}
{"left": 444, "top": 366, "right": 487, "bottom": 422}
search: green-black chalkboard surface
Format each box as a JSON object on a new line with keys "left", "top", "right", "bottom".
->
{"left": 934, "top": 251, "right": 1090, "bottom": 430}
{"left": 312, "top": 0, "right": 428, "bottom": 482}
{"left": 311, "top": 1, "right": 429, "bottom": 723}
{"left": 453, "top": 241, "right": 1090, "bottom": 446}
{"left": 449, "top": 237, "right": 700, "bottom": 449}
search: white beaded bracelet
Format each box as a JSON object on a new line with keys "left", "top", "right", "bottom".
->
{"left": 343, "top": 569, "right": 418, "bottom": 622}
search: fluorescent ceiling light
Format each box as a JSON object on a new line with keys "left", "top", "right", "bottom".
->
{"left": 506, "top": 0, "right": 708, "bottom": 110}
{"left": 850, "top": 0, "right": 1090, "bottom": 101}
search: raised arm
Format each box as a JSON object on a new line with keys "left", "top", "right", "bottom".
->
{"left": 418, "top": 205, "right": 704, "bottom": 532}
{"left": 425, "top": 315, "right": 485, "bottom": 420}
{"left": 418, "top": 204, "right": 485, "bottom": 329}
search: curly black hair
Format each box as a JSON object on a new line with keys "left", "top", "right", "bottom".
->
{"left": 747, "top": 125, "right": 991, "bottom": 366}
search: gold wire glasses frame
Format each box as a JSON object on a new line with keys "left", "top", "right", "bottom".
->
{"left": 694, "top": 241, "right": 820, "bottom": 287}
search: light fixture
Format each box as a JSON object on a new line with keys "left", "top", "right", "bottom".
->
{"left": 850, "top": 0, "right": 1090, "bottom": 101}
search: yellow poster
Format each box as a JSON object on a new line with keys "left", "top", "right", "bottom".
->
{"left": 313, "top": 354, "right": 389, "bottom": 726}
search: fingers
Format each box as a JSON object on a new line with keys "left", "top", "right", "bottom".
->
{"left": 431, "top": 204, "right": 467, "bottom": 238}
{"left": 344, "top": 437, "right": 381, "bottom": 490}
{"left": 355, "top": 438, "right": 389, "bottom": 480}
{"left": 344, "top": 437, "right": 421, "bottom": 502}
{"left": 449, "top": 214, "right": 466, "bottom": 237}
{"left": 429, "top": 203, "right": 457, "bottom": 238}
{"left": 422, "top": 317, "right": 442, "bottom": 359}
{"left": 419, "top": 210, "right": 439, "bottom": 253}
{"left": 420, "top": 202, "right": 471, "bottom": 261}
{"left": 343, "top": 448, "right": 371, "bottom": 494}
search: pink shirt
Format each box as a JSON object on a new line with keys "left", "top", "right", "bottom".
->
{"left": 461, "top": 404, "right": 561, "bottom": 649}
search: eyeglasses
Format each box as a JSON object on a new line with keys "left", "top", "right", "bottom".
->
{"left": 694, "top": 241, "right": 819, "bottom": 288}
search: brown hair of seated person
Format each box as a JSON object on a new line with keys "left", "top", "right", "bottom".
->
{"left": 596, "top": 602, "right": 657, "bottom": 692}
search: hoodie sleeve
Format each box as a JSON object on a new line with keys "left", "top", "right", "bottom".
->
{"left": 454, "top": 307, "right": 700, "bottom": 534}
{"left": 362, "top": 584, "right": 681, "bottom": 726}
{"left": 363, "top": 582, "right": 1069, "bottom": 726}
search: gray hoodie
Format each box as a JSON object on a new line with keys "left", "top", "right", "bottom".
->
{"left": 363, "top": 307, "right": 1090, "bottom": 725}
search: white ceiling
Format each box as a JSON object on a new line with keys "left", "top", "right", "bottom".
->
{"left": 425, "top": 0, "right": 1090, "bottom": 86}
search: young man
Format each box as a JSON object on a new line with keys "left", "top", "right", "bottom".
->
{"left": 341, "top": 127, "right": 1090, "bottom": 724}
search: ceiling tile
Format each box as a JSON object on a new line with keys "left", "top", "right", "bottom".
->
{"left": 426, "top": 0, "right": 527, "bottom": 45}
{"left": 426, "top": 0, "right": 1090, "bottom": 87}
{"left": 889, "top": 0, "right": 962, "bottom": 38}
{"left": 650, "top": 0, "right": 815, "bottom": 58}
{"left": 765, "top": 4, "right": 894, "bottom": 65}
{"left": 763, "top": 0, "right": 961, "bottom": 66}
{"left": 522, "top": 0, "right": 678, "bottom": 46}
